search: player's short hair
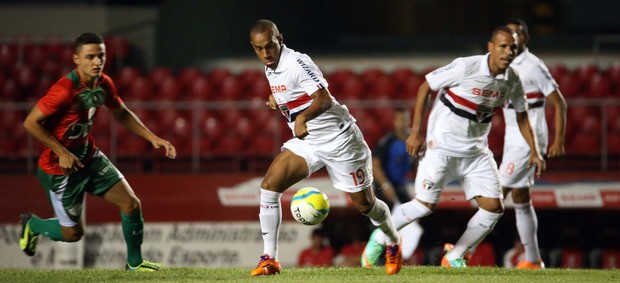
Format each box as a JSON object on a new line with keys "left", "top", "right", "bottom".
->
{"left": 250, "top": 19, "right": 280, "bottom": 36}
{"left": 507, "top": 18, "right": 529, "bottom": 37}
{"left": 74, "top": 32, "right": 104, "bottom": 54}
{"left": 490, "top": 26, "right": 515, "bottom": 42}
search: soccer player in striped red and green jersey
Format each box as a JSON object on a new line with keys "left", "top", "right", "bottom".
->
{"left": 20, "top": 32, "right": 176, "bottom": 271}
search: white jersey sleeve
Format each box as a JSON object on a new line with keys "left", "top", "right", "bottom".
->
{"left": 425, "top": 59, "right": 466, "bottom": 91}
{"left": 507, "top": 68, "right": 527, "bottom": 113}
{"left": 531, "top": 60, "right": 558, "bottom": 96}
{"left": 293, "top": 54, "right": 329, "bottom": 95}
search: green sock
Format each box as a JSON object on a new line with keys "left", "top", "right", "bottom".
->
{"left": 29, "top": 216, "right": 65, "bottom": 241}
{"left": 121, "top": 210, "right": 144, "bottom": 267}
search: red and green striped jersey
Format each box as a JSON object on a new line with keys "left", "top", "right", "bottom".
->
{"left": 36, "top": 70, "right": 123, "bottom": 175}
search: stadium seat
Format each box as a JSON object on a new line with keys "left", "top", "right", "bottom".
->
{"left": 147, "top": 66, "right": 174, "bottom": 87}
{"left": 156, "top": 76, "right": 182, "bottom": 101}
{"left": 369, "top": 76, "right": 396, "bottom": 99}
{"left": 401, "top": 75, "right": 424, "bottom": 98}
{"left": 217, "top": 108, "right": 244, "bottom": 128}
{"left": 115, "top": 66, "right": 142, "bottom": 92}
{"left": 339, "top": 75, "right": 364, "bottom": 100}
{"left": 548, "top": 64, "right": 568, "bottom": 79}
{"left": 25, "top": 45, "right": 47, "bottom": 68}
{"left": 587, "top": 73, "right": 612, "bottom": 98}
{"left": 104, "top": 36, "right": 128, "bottom": 61}
{"left": 557, "top": 72, "right": 581, "bottom": 98}
{"left": 13, "top": 65, "right": 36, "bottom": 90}
{"left": 601, "top": 249, "right": 620, "bottom": 269}
{"left": 212, "top": 134, "right": 245, "bottom": 156}
{"left": 200, "top": 115, "right": 225, "bottom": 138}
{"left": 575, "top": 63, "right": 599, "bottom": 85}
{"left": 177, "top": 67, "right": 204, "bottom": 91}
{"left": 207, "top": 68, "right": 232, "bottom": 92}
{"left": 0, "top": 78, "right": 20, "bottom": 101}
{"left": 186, "top": 77, "right": 213, "bottom": 101}
{"left": 217, "top": 75, "right": 242, "bottom": 100}
{"left": 125, "top": 77, "right": 152, "bottom": 101}
{"left": 390, "top": 67, "right": 415, "bottom": 89}
{"left": 561, "top": 248, "right": 584, "bottom": 268}
{"left": 0, "top": 43, "right": 17, "bottom": 68}
{"left": 567, "top": 134, "right": 600, "bottom": 156}
{"left": 246, "top": 78, "right": 270, "bottom": 100}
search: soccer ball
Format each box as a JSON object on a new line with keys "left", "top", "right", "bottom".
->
{"left": 290, "top": 187, "right": 330, "bottom": 225}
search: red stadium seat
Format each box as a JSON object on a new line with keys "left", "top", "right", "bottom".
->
{"left": 607, "top": 133, "right": 620, "bottom": 155}
{"left": 187, "top": 77, "right": 213, "bottom": 101}
{"left": 125, "top": 77, "right": 153, "bottom": 101}
{"left": 567, "top": 134, "right": 600, "bottom": 156}
{"left": 560, "top": 248, "right": 584, "bottom": 268}
{"left": 548, "top": 64, "right": 568, "bottom": 79}
{"left": 147, "top": 66, "right": 174, "bottom": 87}
{"left": 156, "top": 76, "right": 181, "bottom": 101}
{"left": 25, "top": 45, "right": 47, "bottom": 68}
{"left": 212, "top": 134, "right": 245, "bottom": 155}
{"left": 601, "top": 250, "right": 620, "bottom": 269}
{"left": 401, "top": 75, "right": 424, "bottom": 99}
{"left": 575, "top": 63, "right": 598, "bottom": 86}
{"left": 217, "top": 76, "right": 242, "bottom": 101}
{"left": 13, "top": 65, "right": 36, "bottom": 89}
{"left": 246, "top": 134, "right": 277, "bottom": 156}
{"left": 177, "top": 67, "right": 204, "bottom": 91}
{"left": 200, "top": 115, "right": 225, "bottom": 138}
{"left": 556, "top": 72, "right": 581, "bottom": 98}
{"left": 0, "top": 78, "right": 20, "bottom": 101}
{"left": 105, "top": 36, "right": 128, "bottom": 61}
{"left": 340, "top": 75, "right": 364, "bottom": 100}
{"left": 247, "top": 78, "right": 270, "bottom": 100}
{"left": 587, "top": 73, "right": 612, "bottom": 98}
{"left": 390, "top": 68, "right": 415, "bottom": 89}
{"left": 115, "top": 66, "right": 142, "bottom": 92}
{"left": 360, "top": 68, "right": 386, "bottom": 99}
{"left": 369, "top": 76, "right": 396, "bottom": 99}
{"left": 579, "top": 115, "right": 601, "bottom": 136}
{"left": 0, "top": 43, "right": 17, "bottom": 68}
{"left": 207, "top": 68, "right": 232, "bottom": 92}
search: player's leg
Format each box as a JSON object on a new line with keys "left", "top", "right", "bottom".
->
{"left": 511, "top": 187, "right": 544, "bottom": 268}
{"left": 444, "top": 152, "right": 503, "bottom": 268}
{"left": 251, "top": 142, "right": 314, "bottom": 276}
{"left": 499, "top": 146, "right": 543, "bottom": 268}
{"left": 21, "top": 167, "right": 89, "bottom": 256}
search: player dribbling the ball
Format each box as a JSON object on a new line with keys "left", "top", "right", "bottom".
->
{"left": 248, "top": 19, "right": 403, "bottom": 276}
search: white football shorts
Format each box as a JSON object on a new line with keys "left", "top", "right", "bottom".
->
{"left": 414, "top": 149, "right": 502, "bottom": 204}
{"left": 499, "top": 145, "right": 536, "bottom": 188}
{"left": 282, "top": 123, "right": 373, "bottom": 193}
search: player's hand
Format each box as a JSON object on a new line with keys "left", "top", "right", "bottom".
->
{"left": 527, "top": 154, "right": 546, "bottom": 178}
{"left": 151, "top": 137, "right": 177, "bottom": 159}
{"left": 294, "top": 116, "right": 309, "bottom": 139}
{"left": 406, "top": 132, "right": 424, "bottom": 157}
{"left": 58, "top": 150, "right": 84, "bottom": 175}
{"left": 266, "top": 95, "right": 277, "bottom": 110}
{"left": 547, "top": 141, "right": 565, "bottom": 158}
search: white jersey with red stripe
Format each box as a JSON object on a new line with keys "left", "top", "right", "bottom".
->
{"left": 264, "top": 45, "right": 354, "bottom": 144}
{"left": 425, "top": 54, "right": 526, "bottom": 157}
{"left": 502, "top": 48, "right": 558, "bottom": 152}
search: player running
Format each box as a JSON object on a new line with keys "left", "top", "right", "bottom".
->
{"left": 362, "top": 26, "right": 545, "bottom": 268}
{"left": 248, "top": 19, "right": 402, "bottom": 276}
{"left": 499, "top": 19, "right": 567, "bottom": 269}
{"left": 19, "top": 32, "right": 176, "bottom": 271}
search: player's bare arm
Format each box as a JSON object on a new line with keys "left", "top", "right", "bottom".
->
{"left": 293, "top": 88, "right": 332, "bottom": 139}
{"left": 406, "top": 80, "right": 432, "bottom": 156}
{"left": 546, "top": 90, "right": 567, "bottom": 158}
{"left": 372, "top": 156, "right": 397, "bottom": 201}
{"left": 515, "top": 111, "right": 546, "bottom": 177}
{"left": 23, "top": 106, "right": 84, "bottom": 174}
{"left": 108, "top": 103, "right": 177, "bottom": 159}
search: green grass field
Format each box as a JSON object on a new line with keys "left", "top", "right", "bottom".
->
{"left": 1, "top": 266, "right": 619, "bottom": 283}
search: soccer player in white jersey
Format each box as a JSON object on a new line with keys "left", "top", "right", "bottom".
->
{"left": 500, "top": 19, "right": 567, "bottom": 269}
{"left": 248, "top": 19, "right": 403, "bottom": 276}
{"left": 362, "top": 26, "right": 545, "bottom": 268}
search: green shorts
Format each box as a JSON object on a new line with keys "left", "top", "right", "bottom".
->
{"left": 37, "top": 150, "right": 124, "bottom": 227}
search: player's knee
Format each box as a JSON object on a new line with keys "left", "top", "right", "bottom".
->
{"left": 120, "top": 197, "right": 141, "bottom": 215}
{"left": 354, "top": 201, "right": 373, "bottom": 214}
{"left": 511, "top": 189, "right": 531, "bottom": 204}
{"left": 61, "top": 227, "right": 84, "bottom": 242}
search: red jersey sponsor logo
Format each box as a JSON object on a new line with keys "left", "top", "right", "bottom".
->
{"left": 271, "top": 85, "right": 287, "bottom": 93}
{"left": 472, "top": 88, "right": 505, "bottom": 99}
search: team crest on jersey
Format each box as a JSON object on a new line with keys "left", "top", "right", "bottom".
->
{"left": 77, "top": 86, "right": 105, "bottom": 109}
{"left": 422, "top": 179, "right": 435, "bottom": 191}
{"left": 278, "top": 104, "right": 291, "bottom": 122}
{"left": 476, "top": 101, "right": 494, "bottom": 122}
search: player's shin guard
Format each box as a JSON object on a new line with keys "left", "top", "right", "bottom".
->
{"left": 391, "top": 199, "right": 432, "bottom": 230}
{"left": 515, "top": 200, "right": 542, "bottom": 263}
{"left": 29, "top": 216, "right": 65, "bottom": 241}
{"left": 364, "top": 199, "right": 399, "bottom": 245}
{"left": 447, "top": 208, "right": 502, "bottom": 261}
{"left": 122, "top": 210, "right": 144, "bottom": 267}
{"left": 259, "top": 188, "right": 282, "bottom": 259}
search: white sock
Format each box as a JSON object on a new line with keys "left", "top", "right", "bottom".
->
{"left": 373, "top": 199, "right": 431, "bottom": 246}
{"left": 363, "top": 199, "right": 399, "bottom": 245}
{"left": 515, "top": 201, "right": 541, "bottom": 262}
{"left": 400, "top": 220, "right": 424, "bottom": 260}
{"left": 259, "top": 188, "right": 282, "bottom": 259}
{"left": 447, "top": 208, "right": 502, "bottom": 261}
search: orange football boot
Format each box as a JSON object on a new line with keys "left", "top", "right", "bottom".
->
{"left": 250, "top": 254, "right": 281, "bottom": 276}
{"left": 385, "top": 240, "right": 403, "bottom": 275}
{"left": 516, "top": 260, "right": 545, "bottom": 269}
